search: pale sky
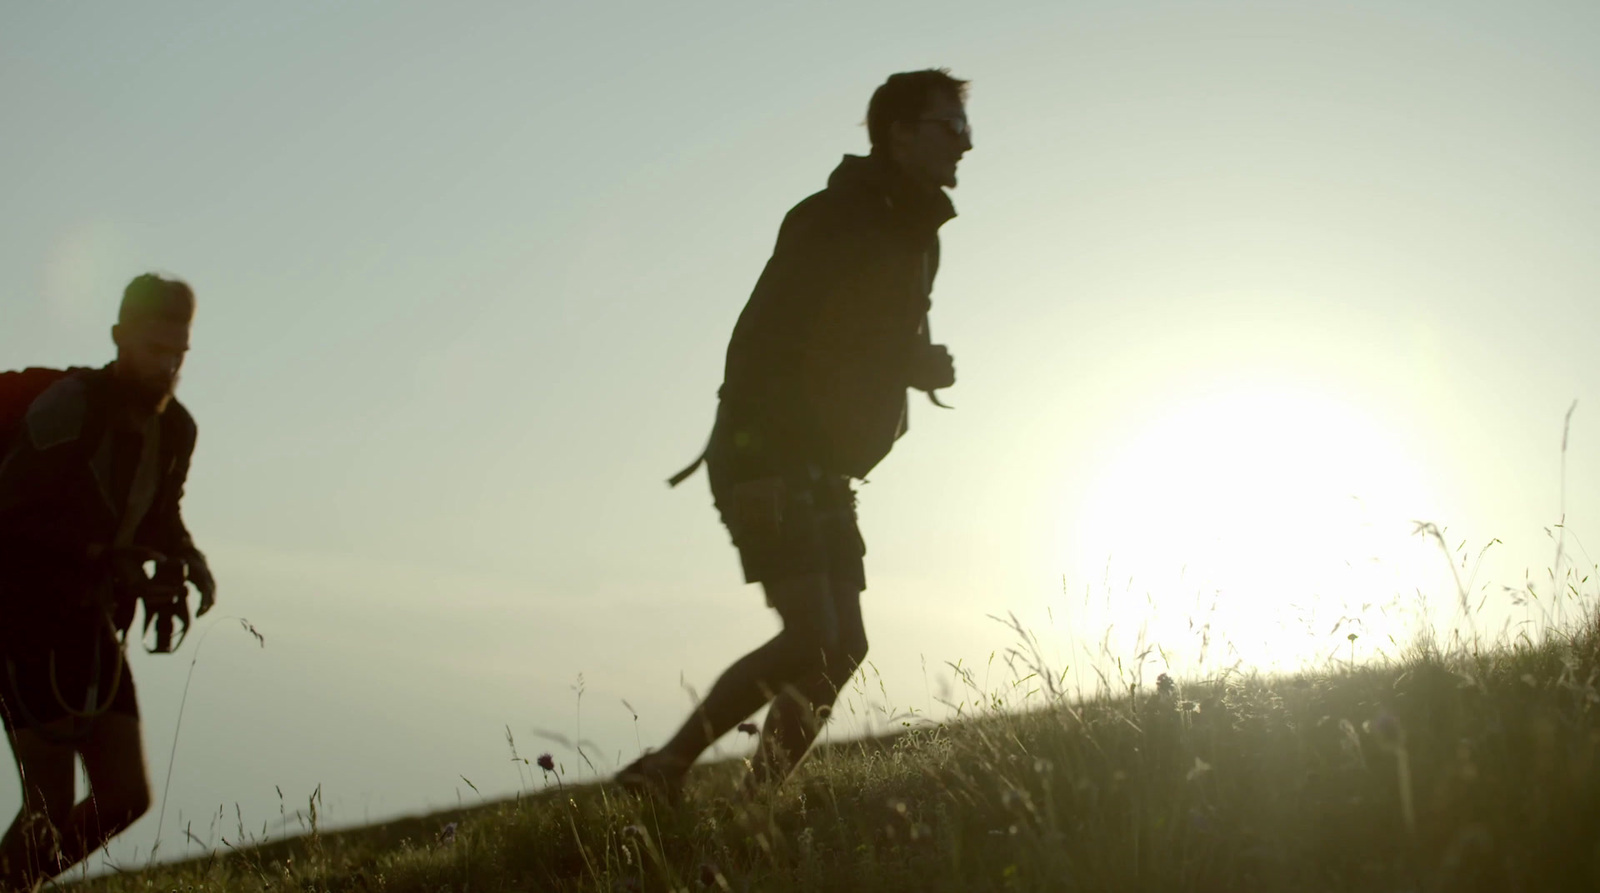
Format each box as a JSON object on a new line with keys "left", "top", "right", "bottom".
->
{"left": 3, "top": 0, "right": 1599, "bottom": 870}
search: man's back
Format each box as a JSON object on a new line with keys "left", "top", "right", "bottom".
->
{"left": 720, "top": 153, "right": 956, "bottom": 480}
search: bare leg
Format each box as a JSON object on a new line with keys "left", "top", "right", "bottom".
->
{"left": 0, "top": 727, "right": 74, "bottom": 890}
{"left": 656, "top": 573, "right": 838, "bottom": 766}
{"left": 60, "top": 714, "right": 151, "bottom": 875}
{"left": 0, "top": 715, "right": 149, "bottom": 889}
{"left": 747, "top": 580, "right": 867, "bottom": 788}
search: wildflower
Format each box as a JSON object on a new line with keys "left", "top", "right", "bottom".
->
{"left": 737, "top": 722, "right": 760, "bottom": 736}
{"left": 436, "top": 822, "right": 457, "bottom": 844}
{"left": 537, "top": 753, "right": 556, "bottom": 772}
{"left": 1156, "top": 673, "right": 1176, "bottom": 696}
{"left": 699, "top": 862, "right": 722, "bottom": 887}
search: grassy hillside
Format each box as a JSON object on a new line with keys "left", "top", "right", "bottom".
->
{"left": 69, "top": 611, "right": 1600, "bottom": 893}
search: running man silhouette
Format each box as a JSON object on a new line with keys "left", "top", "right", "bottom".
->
{"left": 621, "top": 69, "right": 972, "bottom": 800}
{"left": 0, "top": 274, "right": 216, "bottom": 888}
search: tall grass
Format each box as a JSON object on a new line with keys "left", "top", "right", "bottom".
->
{"left": 67, "top": 571, "right": 1600, "bottom": 892}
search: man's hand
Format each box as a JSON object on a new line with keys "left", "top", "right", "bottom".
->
{"left": 184, "top": 550, "right": 217, "bottom": 616}
{"left": 910, "top": 344, "right": 956, "bottom": 393}
{"left": 102, "top": 545, "right": 166, "bottom": 586}
{"left": 727, "top": 477, "right": 786, "bottom": 542}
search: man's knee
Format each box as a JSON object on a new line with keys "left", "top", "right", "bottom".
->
{"left": 91, "top": 769, "right": 151, "bottom": 830}
{"left": 842, "top": 628, "right": 868, "bottom": 669}
{"left": 9, "top": 733, "right": 75, "bottom": 824}
{"left": 115, "top": 783, "right": 152, "bottom": 825}
{"left": 767, "top": 633, "right": 830, "bottom": 687}
{"left": 766, "top": 574, "right": 838, "bottom": 644}
{"left": 79, "top": 784, "right": 149, "bottom": 837}
{"left": 823, "top": 608, "right": 866, "bottom": 678}
{"left": 18, "top": 784, "right": 74, "bottom": 828}
{"left": 13, "top": 802, "right": 71, "bottom": 839}
{"left": 78, "top": 714, "right": 151, "bottom": 830}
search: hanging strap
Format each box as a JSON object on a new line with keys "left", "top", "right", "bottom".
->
{"left": 922, "top": 313, "right": 952, "bottom": 410}
{"left": 667, "top": 438, "right": 710, "bottom": 488}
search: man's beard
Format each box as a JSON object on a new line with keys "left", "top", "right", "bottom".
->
{"left": 115, "top": 369, "right": 177, "bottom": 415}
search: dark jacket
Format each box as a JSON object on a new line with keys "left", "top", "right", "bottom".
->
{"left": 0, "top": 365, "right": 198, "bottom": 649}
{"left": 715, "top": 153, "right": 956, "bottom": 481}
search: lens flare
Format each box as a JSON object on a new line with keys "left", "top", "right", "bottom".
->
{"left": 1065, "top": 385, "right": 1443, "bottom": 673}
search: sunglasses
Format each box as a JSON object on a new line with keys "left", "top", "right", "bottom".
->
{"left": 920, "top": 116, "right": 972, "bottom": 139}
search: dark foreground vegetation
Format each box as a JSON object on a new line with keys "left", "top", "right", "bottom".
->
{"left": 69, "top": 607, "right": 1600, "bottom": 893}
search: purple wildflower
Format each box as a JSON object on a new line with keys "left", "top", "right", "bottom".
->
{"left": 737, "top": 722, "right": 760, "bottom": 736}
{"left": 537, "top": 753, "right": 556, "bottom": 772}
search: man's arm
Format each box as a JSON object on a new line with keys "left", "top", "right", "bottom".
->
{"left": 146, "top": 410, "right": 215, "bottom": 615}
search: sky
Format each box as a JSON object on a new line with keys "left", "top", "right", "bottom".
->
{"left": 3, "top": 0, "right": 1599, "bottom": 871}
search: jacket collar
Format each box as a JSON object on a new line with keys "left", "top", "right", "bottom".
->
{"left": 827, "top": 154, "right": 956, "bottom": 232}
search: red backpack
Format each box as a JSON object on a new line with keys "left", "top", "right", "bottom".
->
{"left": 0, "top": 367, "right": 76, "bottom": 458}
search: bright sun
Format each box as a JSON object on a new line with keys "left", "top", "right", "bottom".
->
{"left": 1065, "top": 384, "right": 1443, "bottom": 674}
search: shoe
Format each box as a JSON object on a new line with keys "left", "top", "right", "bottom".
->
{"left": 615, "top": 750, "right": 688, "bottom": 805}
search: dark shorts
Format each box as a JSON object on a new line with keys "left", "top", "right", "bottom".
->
{"left": 709, "top": 461, "right": 867, "bottom": 593}
{"left": 0, "top": 629, "right": 139, "bottom": 734}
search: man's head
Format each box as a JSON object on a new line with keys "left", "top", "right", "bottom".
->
{"left": 112, "top": 274, "right": 194, "bottom": 413}
{"left": 867, "top": 69, "right": 972, "bottom": 189}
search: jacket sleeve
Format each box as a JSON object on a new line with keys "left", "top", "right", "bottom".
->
{"left": 141, "top": 409, "right": 199, "bottom": 561}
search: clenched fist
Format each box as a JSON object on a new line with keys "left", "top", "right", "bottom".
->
{"left": 910, "top": 344, "right": 956, "bottom": 392}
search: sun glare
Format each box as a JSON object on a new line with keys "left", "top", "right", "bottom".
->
{"left": 1064, "top": 385, "right": 1442, "bottom": 674}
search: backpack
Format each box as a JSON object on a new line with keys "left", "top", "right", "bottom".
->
{"left": 0, "top": 367, "right": 76, "bottom": 461}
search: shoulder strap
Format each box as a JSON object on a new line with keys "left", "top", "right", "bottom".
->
{"left": 112, "top": 416, "right": 163, "bottom": 548}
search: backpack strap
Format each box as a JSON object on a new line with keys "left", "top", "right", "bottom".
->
{"left": 668, "top": 402, "right": 724, "bottom": 488}
{"left": 112, "top": 415, "right": 162, "bottom": 549}
{"left": 667, "top": 440, "right": 709, "bottom": 488}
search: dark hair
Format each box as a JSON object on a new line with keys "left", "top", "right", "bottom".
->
{"left": 866, "top": 68, "right": 969, "bottom": 154}
{"left": 118, "top": 274, "right": 195, "bottom": 327}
